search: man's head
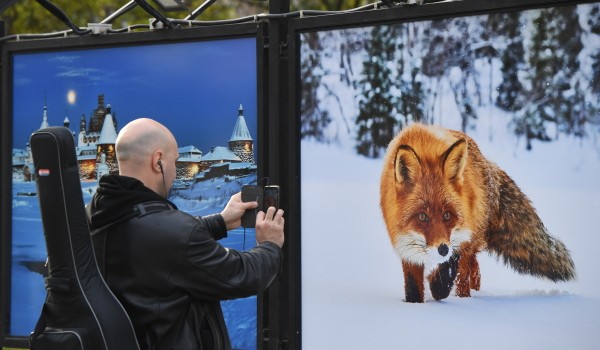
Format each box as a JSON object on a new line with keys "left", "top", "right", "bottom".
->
{"left": 115, "top": 118, "right": 178, "bottom": 197}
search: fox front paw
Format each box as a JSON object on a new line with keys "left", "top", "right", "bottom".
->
{"left": 429, "top": 253, "right": 460, "bottom": 301}
{"left": 455, "top": 283, "right": 472, "bottom": 298}
{"left": 404, "top": 274, "right": 425, "bottom": 303}
{"left": 454, "top": 272, "right": 472, "bottom": 298}
{"left": 469, "top": 257, "right": 481, "bottom": 291}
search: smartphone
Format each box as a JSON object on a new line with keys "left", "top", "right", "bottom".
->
{"left": 240, "top": 185, "right": 280, "bottom": 228}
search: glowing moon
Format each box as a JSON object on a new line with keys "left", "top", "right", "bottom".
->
{"left": 67, "top": 90, "right": 76, "bottom": 105}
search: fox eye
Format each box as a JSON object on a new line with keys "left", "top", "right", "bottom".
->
{"left": 443, "top": 211, "right": 451, "bottom": 222}
{"left": 418, "top": 212, "right": 429, "bottom": 222}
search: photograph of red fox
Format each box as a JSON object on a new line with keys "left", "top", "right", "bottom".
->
{"left": 299, "top": 1, "right": 600, "bottom": 348}
{"left": 380, "top": 123, "right": 576, "bottom": 303}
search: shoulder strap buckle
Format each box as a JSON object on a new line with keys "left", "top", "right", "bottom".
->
{"left": 133, "top": 201, "right": 174, "bottom": 217}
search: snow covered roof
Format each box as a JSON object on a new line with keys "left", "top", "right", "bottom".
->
{"left": 179, "top": 145, "right": 201, "bottom": 153}
{"left": 178, "top": 145, "right": 202, "bottom": 162}
{"left": 40, "top": 106, "right": 50, "bottom": 130}
{"left": 211, "top": 162, "right": 230, "bottom": 169}
{"left": 179, "top": 145, "right": 202, "bottom": 157}
{"left": 229, "top": 105, "right": 253, "bottom": 142}
{"left": 97, "top": 113, "right": 117, "bottom": 144}
{"left": 201, "top": 146, "right": 241, "bottom": 162}
{"left": 77, "top": 154, "right": 97, "bottom": 161}
{"left": 13, "top": 148, "right": 28, "bottom": 157}
{"left": 177, "top": 157, "right": 200, "bottom": 163}
{"left": 77, "top": 144, "right": 96, "bottom": 152}
{"left": 12, "top": 148, "right": 29, "bottom": 166}
{"left": 228, "top": 162, "right": 256, "bottom": 170}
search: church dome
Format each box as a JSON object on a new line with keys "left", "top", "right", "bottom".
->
{"left": 229, "top": 104, "right": 253, "bottom": 142}
{"left": 97, "top": 112, "right": 117, "bottom": 145}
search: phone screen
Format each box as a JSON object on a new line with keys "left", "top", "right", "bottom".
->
{"left": 263, "top": 185, "right": 280, "bottom": 211}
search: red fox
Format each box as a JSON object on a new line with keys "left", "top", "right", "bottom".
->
{"left": 380, "top": 123, "right": 576, "bottom": 303}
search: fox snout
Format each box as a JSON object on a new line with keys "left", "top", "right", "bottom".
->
{"left": 393, "top": 232, "right": 455, "bottom": 267}
{"left": 426, "top": 241, "right": 454, "bottom": 266}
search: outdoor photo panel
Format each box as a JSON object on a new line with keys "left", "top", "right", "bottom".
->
{"left": 294, "top": 0, "right": 600, "bottom": 349}
{"left": 1, "top": 24, "right": 264, "bottom": 348}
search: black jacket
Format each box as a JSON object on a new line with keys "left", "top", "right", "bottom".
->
{"left": 86, "top": 175, "right": 283, "bottom": 350}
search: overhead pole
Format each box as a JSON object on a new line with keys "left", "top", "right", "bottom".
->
{"left": 100, "top": 0, "right": 138, "bottom": 24}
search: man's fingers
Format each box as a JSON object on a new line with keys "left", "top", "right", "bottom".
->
{"left": 264, "top": 206, "right": 276, "bottom": 220}
{"left": 242, "top": 201, "right": 259, "bottom": 210}
{"left": 256, "top": 210, "right": 266, "bottom": 222}
{"left": 258, "top": 207, "right": 279, "bottom": 221}
{"left": 274, "top": 209, "right": 284, "bottom": 224}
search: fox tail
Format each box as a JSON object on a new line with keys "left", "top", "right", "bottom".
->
{"left": 485, "top": 169, "right": 576, "bottom": 282}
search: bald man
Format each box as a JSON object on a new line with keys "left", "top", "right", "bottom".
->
{"left": 86, "top": 118, "right": 284, "bottom": 350}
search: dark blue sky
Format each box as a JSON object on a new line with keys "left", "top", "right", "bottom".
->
{"left": 12, "top": 37, "right": 258, "bottom": 153}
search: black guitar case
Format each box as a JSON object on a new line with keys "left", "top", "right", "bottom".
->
{"left": 29, "top": 127, "right": 139, "bottom": 350}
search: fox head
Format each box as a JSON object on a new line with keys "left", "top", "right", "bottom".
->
{"left": 380, "top": 124, "right": 475, "bottom": 271}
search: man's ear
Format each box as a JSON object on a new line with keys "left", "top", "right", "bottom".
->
{"left": 152, "top": 151, "right": 163, "bottom": 172}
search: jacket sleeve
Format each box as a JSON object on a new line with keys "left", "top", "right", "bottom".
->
{"left": 197, "top": 213, "right": 228, "bottom": 241}
{"left": 180, "top": 217, "right": 283, "bottom": 301}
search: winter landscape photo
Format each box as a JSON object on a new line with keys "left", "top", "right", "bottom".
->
{"left": 300, "top": 2, "right": 600, "bottom": 350}
{"left": 9, "top": 37, "right": 261, "bottom": 348}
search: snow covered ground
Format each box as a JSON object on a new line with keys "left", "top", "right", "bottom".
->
{"left": 300, "top": 78, "right": 600, "bottom": 349}
{"left": 301, "top": 134, "right": 600, "bottom": 349}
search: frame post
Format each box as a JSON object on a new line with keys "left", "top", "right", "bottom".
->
{"left": 261, "top": 1, "right": 299, "bottom": 350}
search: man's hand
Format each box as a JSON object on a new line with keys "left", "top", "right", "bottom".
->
{"left": 256, "top": 207, "right": 285, "bottom": 248}
{"left": 221, "top": 192, "right": 258, "bottom": 231}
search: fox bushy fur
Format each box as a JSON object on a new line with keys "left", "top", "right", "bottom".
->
{"left": 380, "top": 123, "right": 576, "bottom": 303}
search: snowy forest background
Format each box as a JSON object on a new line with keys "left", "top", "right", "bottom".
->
{"left": 300, "top": 3, "right": 600, "bottom": 154}
{"left": 300, "top": 2, "right": 600, "bottom": 349}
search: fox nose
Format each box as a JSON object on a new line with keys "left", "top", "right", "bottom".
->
{"left": 438, "top": 244, "right": 449, "bottom": 257}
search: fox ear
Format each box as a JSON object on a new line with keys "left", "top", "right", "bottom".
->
{"left": 394, "top": 145, "right": 420, "bottom": 185}
{"left": 442, "top": 139, "right": 467, "bottom": 184}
